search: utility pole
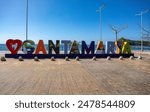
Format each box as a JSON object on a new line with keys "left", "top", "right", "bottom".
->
{"left": 26, "top": 0, "right": 28, "bottom": 40}
{"left": 96, "top": 4, "right": 106, "bottom": 41}
{"left": 136, "top": 9, "right": 150, "bottom": 52}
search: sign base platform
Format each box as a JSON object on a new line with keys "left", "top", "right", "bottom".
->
{"left": 5, "top": 54, "right": 134, "bottom": 59}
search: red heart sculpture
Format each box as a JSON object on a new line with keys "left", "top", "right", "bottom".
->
{"left": 6, "top": 39, "right": 23, "bottom": 54}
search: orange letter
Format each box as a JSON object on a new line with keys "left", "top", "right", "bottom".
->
{"left": 95, "top": 41, "right": 105, "bottom": 54}
{"left": 115, "top": 41, "right": 122, "bottom": 54}
{"left": 35, "top": 40, "right": 47, "bottom": 54}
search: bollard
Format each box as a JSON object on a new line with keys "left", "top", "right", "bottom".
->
{"left": 75, "top": 56, "right": 80, "bottom": 61}
{"left": 106, "top": 56, "right": 111, "bottom": 60}
{"left": 92, "top": 56, "right": 96, "bottom": 61}
{"left": 119, "top": 56, "right": 123, "bottom": 60}
{"left": 18, "top": 56, "right": 24, "bottom": 61}
{"left": 34, "top": 56, "right": 39, "bottom": 61}
{"left": 138, "top": 56, "right": 142, "bottom": 60}
{"left": 1, "top": 56, "right": 6, "bottom": 61}
{"left": 65, "top": 57, "right": 69, "bottom": 61}
{"left": 51, "top": 57, "right": 55, "bottom": 61}
{"left": 129, "top": 56, "right": 134, "bottom": 60}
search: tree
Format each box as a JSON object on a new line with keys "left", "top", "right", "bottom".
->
{"left": 118, "top": 37, "right": 132, "bottom": 45}
{"left": 118, "top": 37, "right": 129, "bottom": 42}
{"left": 110, "top": 25, "right": 128, "bottom": 41}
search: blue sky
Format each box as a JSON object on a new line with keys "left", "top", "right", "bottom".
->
{"left": 0, "top": 0, "right": 150, "bottom": 43}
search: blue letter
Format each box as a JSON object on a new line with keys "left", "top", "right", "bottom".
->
{"left": 82, "top": 41, "right": 95, "bottom": 54}
{"left": 61, "top": 40, "right": 71, "bottom": 54}
{"left": 106, "top": 41, "right": 115, "bottom": 54}
{"left": 48, "top": 40, "right": 60, "bottom": 54}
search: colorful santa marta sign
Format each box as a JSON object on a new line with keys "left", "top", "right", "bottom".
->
{"left": 5, "top": 39, "right": 134, "bottom": 59}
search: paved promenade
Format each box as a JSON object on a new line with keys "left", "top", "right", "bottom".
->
{"left": 0, "top": 53, "right": 150, "bottom": 95}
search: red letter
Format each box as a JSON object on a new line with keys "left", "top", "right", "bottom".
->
{"left": 6, "top": 39, "right": 22, "bottom": 54}
{"left": 35, "top": 40, "right": 47, "bottom": 54}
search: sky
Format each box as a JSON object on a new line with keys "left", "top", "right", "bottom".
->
{"left": 0, "top": 0, "right": 150, "bottom": 44}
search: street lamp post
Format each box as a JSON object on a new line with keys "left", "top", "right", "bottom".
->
{"left": 96, "top": 4, "right": 106, "bottom": 41}
{"left": 26, "top": 0, "right": 28, "bottom": 40}
{"left": 136, "top": 9, "right": 150, "bottom": 52}
{"left": 95, "top": 4, "right": 106, "bottom": 54}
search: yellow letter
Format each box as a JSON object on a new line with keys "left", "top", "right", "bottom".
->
{"left": 121, "top": 42, "right": 131, "bottom": 54}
